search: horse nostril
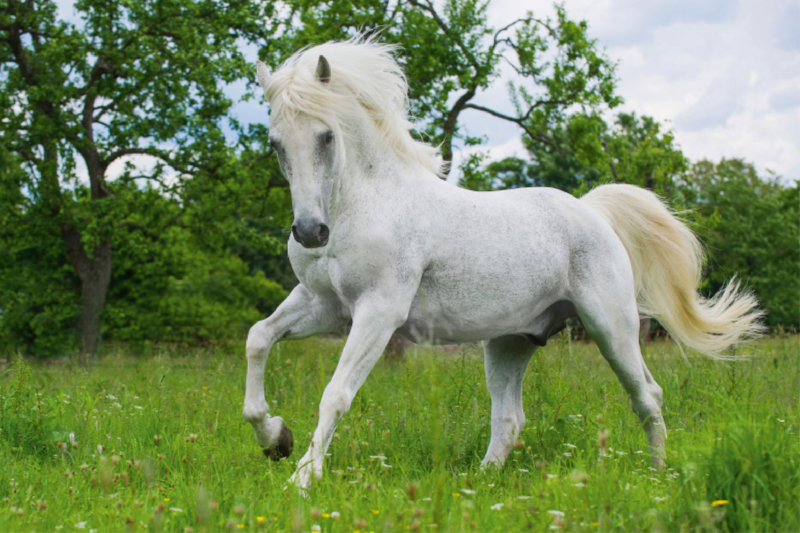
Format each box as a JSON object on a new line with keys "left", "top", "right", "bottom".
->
{"left": 317, "top": 224, "right": 329, "bottom": 241}
{"left": 291, "top": 225, "right": 301, "bottom": 243}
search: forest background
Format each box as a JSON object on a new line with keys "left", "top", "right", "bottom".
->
{"left": 1, "top": 0, "right": 798, "bottom": 362}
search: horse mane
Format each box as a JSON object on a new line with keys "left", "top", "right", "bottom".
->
{"left": 262, "top": 37, "right": 445, "bottom": 177}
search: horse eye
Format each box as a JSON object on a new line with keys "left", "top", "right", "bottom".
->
{"left": 269, "top": 139, "right": 278, "bottom": 151}
{"left": 323, "top": 131, "right": 334, "bottom": 146}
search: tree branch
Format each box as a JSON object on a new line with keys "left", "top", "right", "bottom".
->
{"left": 463, "top": 103, "right": 563, "bottom": 153}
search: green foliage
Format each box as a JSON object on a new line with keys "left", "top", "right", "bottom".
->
{"left": 463, "top": 112, "right": 686, "bottom": 196}
{"left": 680, "top": 160, "right": 799, "bottom": 327}
{"left": 0, "top": 0, "right": 289, "bottom": 355}
{"left": 0, "top": 336, "right": 797, "bottom": 531}
{"left": 0, "top": 154, "right": 80, "bottom": 356}
{"left": 104, "top": 189, "right": 288, "bottom": 344}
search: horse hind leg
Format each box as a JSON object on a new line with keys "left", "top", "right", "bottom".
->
{"left": 576, "top": 293, "right": 667, "bottom": 466}
{"left": 481, "top": 335, "right": 535, "bottom": 468}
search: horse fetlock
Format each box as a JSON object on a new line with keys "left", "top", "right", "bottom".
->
{"left": 242, "top": 403, "right": 269, "bottom": 424}
{"left": 289, "top": 452, "right": 321, "bottom": 490}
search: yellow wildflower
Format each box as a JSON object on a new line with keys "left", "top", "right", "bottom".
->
{"left": 322, "top": 514, "right": 331, "bottom": 518}
{"left": 712, "top": 500, "right": 729, "bottom": 507}
{"left": 371, "top": 510, "right": 380, "bottom": 515}
{"left": 237, "top": 525, "right": 244, "bottom": 529}
{"left": 452, "top": 493, "right": 460, "bottom": 497}
{"left": 257, "top": 516, "right": 265, "bottom": 522}
{"left": 163, "top": 498, "right": 170, "bottom": 502}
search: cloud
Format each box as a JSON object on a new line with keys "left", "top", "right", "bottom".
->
{"left": 581, "top": 0, "right": 737, "bottom": 47}
{"left": 770, "top": 87, "right": 800, "bottom": 112}
{"left": 674, "top": 68, "right": 747, "bottom": 131}
{"left": 775, "top": 5, "right": 800, "bottom": 51}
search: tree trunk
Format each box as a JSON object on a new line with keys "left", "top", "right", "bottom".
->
{"left": 62, "top": 228, "right": 112, "bottom": 364}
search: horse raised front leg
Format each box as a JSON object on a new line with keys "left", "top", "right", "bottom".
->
{"left": 480, "top": 335, "right": 536, "bottom": 468}
{"left": 288, "top": 303, "right": 407, "bottom": 490}
{"left": 243, "top": 285, "right": 345, "bottom": 461}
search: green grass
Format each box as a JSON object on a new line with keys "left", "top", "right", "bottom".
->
{"left": 1, "top": 334, "right": 798, "bottom": 532}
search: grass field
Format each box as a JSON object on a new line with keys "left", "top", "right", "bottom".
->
{"left": 1, "top": 334, "right": 798, "bottom": 532}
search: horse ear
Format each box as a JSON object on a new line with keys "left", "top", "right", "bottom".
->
{"left": 316, "top": 55, "right": 331, "bottom": 84}
{"left": 256, "top": 61, "right": 270, "bottom": 90}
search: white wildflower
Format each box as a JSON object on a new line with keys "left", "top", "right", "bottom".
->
{"left": 75, "top": 522, "right": 87, "bottom": 529}
{"left": 564, "top": 443, "right": 577, "bottom": 448}
{"left": 461, "top": 489, "right": 476, "bottom": 495}
{"left": 311, "top": 525, "right": 321, "bottom": 532}
{"left": 170, "top": 507, "right": 183, "bottom": 513}
{"left": 490, "top": 503, "right": 503, "bottom": 511}
{"left": 330, "top": 512, "right": 340, "bottom": 519}
{"left": 548, "top": 510, "right": 565, "bottom": 517}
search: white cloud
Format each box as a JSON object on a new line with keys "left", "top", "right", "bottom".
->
{"left": 465, "top": 0, "right": 800, "bottom": 181}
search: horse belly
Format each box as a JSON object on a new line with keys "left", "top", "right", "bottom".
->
{"left": 398, "top": 259, "right": 570, "bottom": 345}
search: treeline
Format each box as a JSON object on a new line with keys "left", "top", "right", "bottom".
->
{"left": 1, "top": 0, "right": 797, "bottom": 359}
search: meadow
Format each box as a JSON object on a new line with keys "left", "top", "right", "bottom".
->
{"left": 1, "top": 333, "right": 798, "bottom": 533}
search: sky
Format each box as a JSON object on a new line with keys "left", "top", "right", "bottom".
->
{"left": 451, "top": 0, "right": 800, "bottom": 183}
{"left": 55, "top": 0, "right": 800, "bottom": 184}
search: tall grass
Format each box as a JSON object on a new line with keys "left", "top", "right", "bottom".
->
{"left": 1, "top": 334, "right": 797, "bottom": 532}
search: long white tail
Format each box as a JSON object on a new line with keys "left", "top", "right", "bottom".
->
{"left": 581, "top": 184, "right": 764, "bottom": 359}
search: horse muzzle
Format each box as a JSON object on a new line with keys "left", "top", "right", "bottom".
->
{"left": 292, "top": 219, "right": 329, "bottom": 248}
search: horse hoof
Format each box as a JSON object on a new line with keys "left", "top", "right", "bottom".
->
{"left": 263, "top": 422, "right": 294, "bottom": 461}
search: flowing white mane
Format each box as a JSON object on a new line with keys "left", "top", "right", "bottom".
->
{"left": 262, "top": 38, "right": 444, "bottom": 177}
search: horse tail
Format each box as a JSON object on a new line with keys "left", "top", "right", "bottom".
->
{"left": 581, "top": 183, "right": 764, "bottom": 359}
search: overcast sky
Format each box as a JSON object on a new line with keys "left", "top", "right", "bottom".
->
{"left": 453, "top": 0, "right": 800, "bottom": 183}
{"left": 56, "top": 0, "right": 800, "bottom": 184}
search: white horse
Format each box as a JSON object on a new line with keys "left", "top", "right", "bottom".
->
{"left": 243, "top": 39, "right": 763, "bottom": 490}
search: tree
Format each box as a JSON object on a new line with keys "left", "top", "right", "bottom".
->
{"left": 0, "top": 0, "right": 278, "bottom": 360}
{"left": 462, "top": 112, "right": 686, "bottom": 196}
{"left": 274, "top": 0, "right": 621, "bottom": 175}
{"left": 680, "top": 160, "right": 799, "bottom": 328}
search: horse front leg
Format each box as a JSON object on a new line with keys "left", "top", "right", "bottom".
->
{"left": 243, "top": 285, "right": 345, "bottom": 460}
{"left": 288, "top": 303, "right": 407, "bottom": 490}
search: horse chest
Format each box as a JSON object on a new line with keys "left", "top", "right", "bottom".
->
{"left": 288, "top": 243, "right": 337, "bottom": 295}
